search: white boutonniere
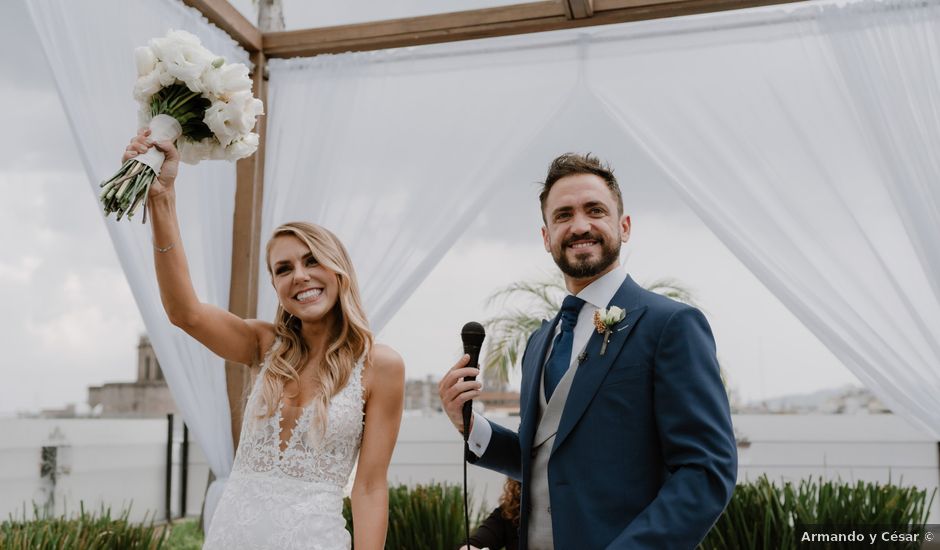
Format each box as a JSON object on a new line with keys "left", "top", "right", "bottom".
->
{"left": 593, "top": 306, "right": 626, "bottom": 356}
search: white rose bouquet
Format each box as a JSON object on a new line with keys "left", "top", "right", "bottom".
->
{"left": 99, "top": 30, "right": 264, "bottom": 221}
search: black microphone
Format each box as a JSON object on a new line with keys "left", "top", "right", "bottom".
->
{"left": 460, "top": 321, "right": 486, "bottom": 441}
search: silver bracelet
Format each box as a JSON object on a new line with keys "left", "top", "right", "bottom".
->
{"left": 153, "top": 241, "right": 176, "bottom": 253}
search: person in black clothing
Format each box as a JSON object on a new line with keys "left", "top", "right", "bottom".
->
{"left": 459, "top": 478, "right": 521, "bottom": 550}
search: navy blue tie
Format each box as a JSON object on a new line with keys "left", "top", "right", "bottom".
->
{"left": 544, "top": 295, "right": 585, "bottom": 401}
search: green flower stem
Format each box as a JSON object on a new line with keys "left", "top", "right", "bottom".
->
{"left": 115, "top": 178, "right": 133, "bottom": 202}
{"left": 168, "top": 90, "right": 200, "bottom": 112}
{"left": 102, "top": 84, "right": 214, "bottom": 222}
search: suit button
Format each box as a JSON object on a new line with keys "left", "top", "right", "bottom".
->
{"left": 531, "top": 449, "right": 537, "bottom": 458}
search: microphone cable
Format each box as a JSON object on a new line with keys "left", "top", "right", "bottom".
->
{"left": 463, "top": 433, "right": 471, "bottom": 549}
{"left": 459, "top": 321, "right": 485, "bottom": 550}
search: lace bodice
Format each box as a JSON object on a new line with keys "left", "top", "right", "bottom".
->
{"left": 232, "top": 351, "right": 365, "bottom": 488}
{"left": 203, "top": 348, "right": 365, "bottom": 549}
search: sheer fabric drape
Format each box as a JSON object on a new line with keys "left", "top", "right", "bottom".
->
{"left": 260, "top": 42, "right": 584, "bottom": 330}
{"left": 586, "top": 0, "right": 940, "bottom": 437}
{"left": 262, "top": 0, "right": 940, "bottom": 438}
{"left": 26, "top": 0, "right": 249, "bottom": 522}
{"left": 30, "top": 0, "right": 940, "bottom": 537}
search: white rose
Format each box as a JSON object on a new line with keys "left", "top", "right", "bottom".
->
{"left": 604, "top": 306, "right": 625, "bottom": 325}
{"left": 204, "top": 94, "right": 263, "bottom": 145}
{"left": 158, "top": 68, "right": 177, "bottom": 88}
{"left": 237, "top": 95, "right": 264, "bottom": 134}
{"left": 151, "top": 30, "right": 214, "bottom": 91}
{"left": 209, "top": 142, "right": 228, "bottom": 160}
{"left": 222, "top": 91, "right": 263, "bottom": 135}
{"left": 178, "top": 138, "right": 215, "bottom": 164}
{"left": 203, "top": 100, "right": 237, "bottom": 146}
{"left": 133, "top": 61, "right": 171, "bottom": 102}
{"left": 202, "top": 62, "right": 252, "bottom": 97}
{"left": 134, "top": 47, "right": 157, "bottom": 77}
{"left": 225, "top": 133, "right": 259, "bottom": 161}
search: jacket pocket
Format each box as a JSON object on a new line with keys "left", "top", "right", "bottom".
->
{"left": 602, "top": 363, "right": 652, "bottom": 387}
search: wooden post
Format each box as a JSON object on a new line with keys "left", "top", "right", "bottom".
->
{"left": 260, "top": 0, "right": 807, "bottom": 57}
{"left": 180, "top": 0, "right": 262, "bottom": 52}
{"left": 564, "top": 0, "right": 595, "bottom": 19}
{"left": 225, "top": 49, "right": 268, "bottom": 449}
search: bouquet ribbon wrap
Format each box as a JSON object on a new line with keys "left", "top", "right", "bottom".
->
{"left": 135, "top": 114, "right": 182, "bottom": 176}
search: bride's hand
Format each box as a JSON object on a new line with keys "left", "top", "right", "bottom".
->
{"left": 122, "top": 128, "right": 180, "bottom": 199}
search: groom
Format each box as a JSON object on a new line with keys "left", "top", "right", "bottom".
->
{"left": 439, "top": 153, "right": 737, "bottom": 549}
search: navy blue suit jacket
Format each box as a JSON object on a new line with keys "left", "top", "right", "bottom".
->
{"left": 471, "top": 275, "right": 737, "bottom": 549}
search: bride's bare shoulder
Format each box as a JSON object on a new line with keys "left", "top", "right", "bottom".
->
{"left": 363, "top": 344, "right": 405, "bottom": 397}
{"left": 368, "top": 344, "right": 404, "bottom": 373}
{"left": 246, "top": 320, "right": 276, "bottom": 367}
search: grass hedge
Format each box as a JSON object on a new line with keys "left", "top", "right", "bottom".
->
{"left": 4, "top": 477, "right": 931, "bottom": 549}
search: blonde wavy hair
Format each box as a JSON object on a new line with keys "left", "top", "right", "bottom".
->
{"left": 261, "top": 222, "right": 372, "bottom": 434}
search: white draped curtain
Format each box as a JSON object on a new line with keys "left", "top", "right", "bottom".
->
{"left": 30, "top": 0, "right": 940, "bottom": 531}
{"left": 260, "top": 44, "right": 585, "bottom": 329}
{"left": 584, "top": 0, "right": 940, "bottom": 438}
{"left": 26, "top": 0, "right": 248, "bottom": 522}
{"left": 260, "top": 0, "right": 939, "bottom": 438}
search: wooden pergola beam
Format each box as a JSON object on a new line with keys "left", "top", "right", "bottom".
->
{"left": 181, "top": 0, "right": 262, "bottom": 52}
{"left": 262, "top": 0, "right": 804, "bottom": 57}
{"left": 565, "top": 0, "right": 595, "bottom": 19}
{"left": 224, "top": 50, "right": 268, "bottom": 448}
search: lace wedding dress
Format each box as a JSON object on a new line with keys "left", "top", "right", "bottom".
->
{"left": 203, "top": 353, "right": 365, "bottom": 550}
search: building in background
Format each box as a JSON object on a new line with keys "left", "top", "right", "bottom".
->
{"left": 403, "top": 375, "right": 521, "bottom": 415}
{"left": 87, "top": 335, "right": 178, "bottom": 417}
{"left": 34, "top": 404, "right": 78, "bottom": 419}
{"left": 404, "top": 375, "right": 441, "bottom": 413}
{"left": 736, "top": 385, "right": 890, "bottom": 415}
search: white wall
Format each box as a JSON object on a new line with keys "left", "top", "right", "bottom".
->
{"left": 1, "top": 414, "right": 936, "bottom": 524}
{"left": 388, "top": 412, "right": 515, "bottom": 514}
{"left": 390, "top": 413, "right": 940, "bottom": 521}
{"left": 0, "top": 418, "right": 209, "bottom": 523}
{"left": 734, "top": 414, "right": 940, "bottom": 522}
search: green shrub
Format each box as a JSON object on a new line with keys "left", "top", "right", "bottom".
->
{"left": 701, "top": 476, "right": 935, "bottom": 550}
{"left": 0, "top": 503, "right": 165, "bottom": 550}
{"left": 162, "top": 519, "right": 202, "bottom": 550}
{"left": 344, "top": 483, "right": 486, "bottom": 550}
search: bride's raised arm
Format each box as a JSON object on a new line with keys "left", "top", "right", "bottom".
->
{"left": 124, "top": 129, "right": 272, "bottom": 365}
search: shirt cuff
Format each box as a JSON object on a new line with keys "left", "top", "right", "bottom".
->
{"left": 467, "top": 412, "right": 492, "bottom": 457}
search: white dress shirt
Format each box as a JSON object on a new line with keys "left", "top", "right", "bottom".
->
{"left": 467, "top": 266, "right": 628, "bottom": 457}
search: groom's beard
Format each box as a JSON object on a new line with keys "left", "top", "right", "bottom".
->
{"left": 554, "top": 232, "right": 621, "bottom": 279}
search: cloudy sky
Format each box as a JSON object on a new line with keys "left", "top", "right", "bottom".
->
{"left": 0, "top": 0, "right": 861, "bottom": 416}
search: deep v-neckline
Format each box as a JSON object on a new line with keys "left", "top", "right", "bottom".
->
{"left": 275, "top": 368, "right": 323, "bottom": 454}
{"left": 253, "top": 341, "right": 366, "bottom": 457}
{"left": 276, "top": 400, "right": 315, "bottom": 454}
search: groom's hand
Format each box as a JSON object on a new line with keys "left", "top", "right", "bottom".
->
{"left": 438, "top": 355, "right": 482, "bottom": 435}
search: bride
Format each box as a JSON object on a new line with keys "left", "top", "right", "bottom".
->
{"left": 123, "top": 130, "right": 405, "bottom": 549}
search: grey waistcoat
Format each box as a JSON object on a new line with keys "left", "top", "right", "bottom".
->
{"left": 527, "top": 353, "right": 582, "bottom": 550}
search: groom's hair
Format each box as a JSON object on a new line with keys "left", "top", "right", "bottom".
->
{"left": 539, "top": 153, "right": 623, "bottom": 222}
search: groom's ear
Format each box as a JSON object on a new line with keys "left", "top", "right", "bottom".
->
{"left": 621, "top": 215, "right": 631, "bottom": 243}
{"left": 541, "top": 225, "right": 551, "bottom": 253}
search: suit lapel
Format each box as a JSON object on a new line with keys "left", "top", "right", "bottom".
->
{"left": 552, "top": 276, "right": 648, "bottom": 454}
{"left": 519, "top": 319, "right": 555, "bottom": 456}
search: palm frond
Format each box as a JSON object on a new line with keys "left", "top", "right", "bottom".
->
{"left": 485, "top": 275, "right": 566, "bottom": 313}
{"left": 642, "top": 277, "right": 699, "bottom": 309}
{"left": 483, "top": 310, "right": 544, "bottom": 385}
{"left": 482, "top": 273, "right": 701, "bottom": 384}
